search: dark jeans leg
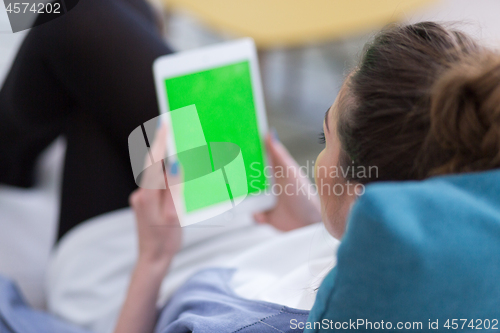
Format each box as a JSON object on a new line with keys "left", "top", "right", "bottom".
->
{"left": 0, "top": 0, "right": 173, "bottom": 240}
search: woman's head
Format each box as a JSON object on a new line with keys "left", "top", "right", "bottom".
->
{"left": 316, "top": 21, "right": 500, "bottom": 238}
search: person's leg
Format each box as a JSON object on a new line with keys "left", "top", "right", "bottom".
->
{"left": 57, "top": 109, "right": 143, "bottom": 240}
{"left": 0, "top": 0, "right": 173, "bottom": 239}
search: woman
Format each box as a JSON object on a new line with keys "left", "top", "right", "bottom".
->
{"left": 102, "top": 21, "right": 500, "bottom": 332}
{"left": 15, "top": 21, "right": 500, "bottom": 333}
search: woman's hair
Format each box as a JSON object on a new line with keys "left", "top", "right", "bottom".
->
{"left": 337, "top": 21, "right": 500, "bottom": 184}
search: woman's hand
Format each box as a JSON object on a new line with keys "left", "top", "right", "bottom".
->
{"left": 253, "top": 134, "right": 322, "bottom": 231}
{"left": 129, "top": 123, "right": 182, "bottom": 269}
{"left": 114, "top": 122, "right": 181, "bottom": 333}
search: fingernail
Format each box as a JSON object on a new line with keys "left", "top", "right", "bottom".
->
{"left": 271, "top": 127, "right": 279, "bottom": 142}
{"left": 170, "top": 161, "right": 179, "bottom": 175}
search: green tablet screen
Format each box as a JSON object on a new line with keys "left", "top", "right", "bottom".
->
{"left": 164, "top": 61, "right": 268, "bottom": 212}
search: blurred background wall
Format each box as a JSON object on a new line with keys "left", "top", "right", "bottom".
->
{"left": 158, "top": 0, "right": 500, "bottom": 166}
{"left": 2, "top": 0, "right": 500, "bottom": 166}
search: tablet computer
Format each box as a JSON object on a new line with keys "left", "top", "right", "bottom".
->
{"left": 153, "top": 38, "right": 275, "bottom": 227}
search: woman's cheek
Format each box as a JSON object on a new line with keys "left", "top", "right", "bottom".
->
{"left": 315, "top": 149, "right": 330, "bottom": 209}
{"left": 314, "top": 149, "right": 325, "bottom": 192}
{"left": 315, "top": 147, "right": 341, "bottom": 237}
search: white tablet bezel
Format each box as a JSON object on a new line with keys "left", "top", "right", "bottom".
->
{"left": 153, "top": 38, "right": 275, "bottom": 226}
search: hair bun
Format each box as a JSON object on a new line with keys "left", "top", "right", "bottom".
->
{"left": 423, "top": 52, "right": 500, "bottom": 176}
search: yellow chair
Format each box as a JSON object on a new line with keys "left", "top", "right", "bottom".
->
{"left": 162, "top": 0, "right": 435, "bottom": 48}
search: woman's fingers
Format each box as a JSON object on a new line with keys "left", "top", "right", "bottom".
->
{"left": 266, "top": 134, "right": 283, "bottom": 168}
{"left": 266, "top": 133, "right": 306, "bottom": 186}
{"left": 150, "top": 122, "right": 168, "bottom": 164}
{"left": 161, "top": 160, "right": 182, "bottom": 225}
{"left": 266, "top": 133, "right": 300, "bottom": 170}
{"left": 139, "top": 122, "right": 169, "bottom": 189}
